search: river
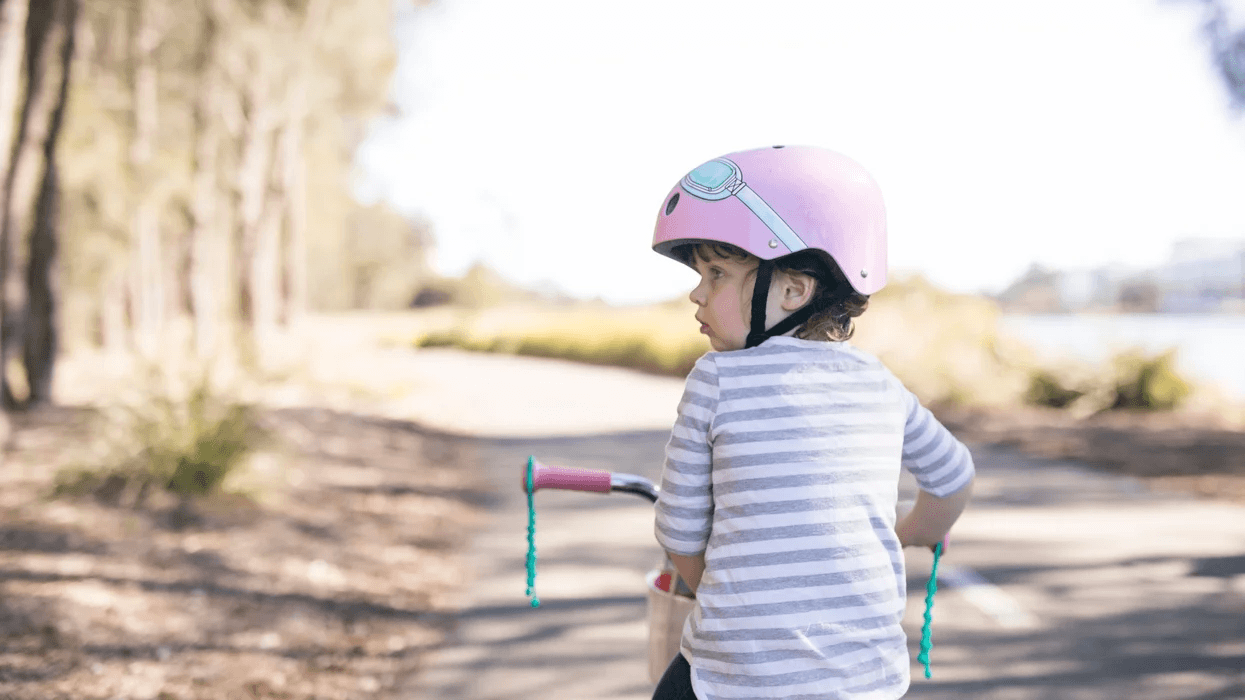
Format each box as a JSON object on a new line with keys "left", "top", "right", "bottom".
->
{"left": 996, "top": 313, "right": 1245, "bottom": 401}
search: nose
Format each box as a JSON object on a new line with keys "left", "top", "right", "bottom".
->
{"left": 688, "top": 279, "right": 707, "bottom": 306}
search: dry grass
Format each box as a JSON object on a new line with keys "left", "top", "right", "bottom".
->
{"left": 397, "top": 276, "right": 1243, "bottom": 426}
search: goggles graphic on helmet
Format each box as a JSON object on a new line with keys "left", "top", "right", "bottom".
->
{"left": 680, "top": 158, "right": 807, "bottom": 255}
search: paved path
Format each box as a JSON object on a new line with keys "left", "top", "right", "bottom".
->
{"left": 388, "top": 350, "right": 1245, "bottom": 700}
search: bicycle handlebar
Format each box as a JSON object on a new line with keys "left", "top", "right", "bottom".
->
{"left": 523, "top": 460, "right": 947, "bottom": 549}
{"left": 523, "top": 460, "right": 659, "bottom": 502}
{"left": 527, "top": 460, "right": 612, "bottom": 493}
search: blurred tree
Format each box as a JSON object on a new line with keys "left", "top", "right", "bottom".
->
{"left": 1, "top": 0, "right": 79, "bottom": 408}
{"left": 54, "top": 0, "right": 435, "bottom": 361}
{"left": 343, "top": 202, "right": 433, "bottom": 309}
{"left": 0, "top": 0, "right": 435, "bottom": 409}
{"left": 1177, "top": 0, "right": 1245, "bottom": 110}
{"left": 0, "top": 0, "right": 27, "bottom": 445}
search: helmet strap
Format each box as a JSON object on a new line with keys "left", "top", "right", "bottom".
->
{"left": 743, "top": 259, "right": 839, "bottom": 349}
{"left": 744, "top": 260, "right": 776, "bottom": 349}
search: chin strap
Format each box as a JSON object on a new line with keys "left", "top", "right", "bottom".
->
{"left": 744, "top": 259, "right": 837, "bottom": 349}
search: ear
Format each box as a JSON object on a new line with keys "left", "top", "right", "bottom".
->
{"left": 777, "top": 270, "right": 816, "bottom": 311}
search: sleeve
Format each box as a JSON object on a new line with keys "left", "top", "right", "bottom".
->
{"left": 896, "top": 381, "right": 975, "bottom": 498}
{"left": 654, "top": 354, "right": 719, "bottom": 557}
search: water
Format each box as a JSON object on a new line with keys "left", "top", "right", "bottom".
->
{"left": 996, "top": 313, "right": 1245, "bottom": 401}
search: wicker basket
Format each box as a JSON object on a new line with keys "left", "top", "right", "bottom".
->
{"left": 645, "top": 568, "right": 697, "bottom": 684}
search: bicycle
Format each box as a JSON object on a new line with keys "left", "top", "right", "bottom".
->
{"left": 520, "top": 456, "right": 947, "bottom": 685}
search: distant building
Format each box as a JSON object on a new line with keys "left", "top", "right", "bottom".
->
{"left": 1154, "top": 238, "right": 1245, "bottom": 313}
{"left": 993, "top": 263, "right": 1063, "bottom": 313}
{"left": 994, "top": 238, "right": 1245, "bottom": 314}
{"left": 1054, "top": 265, "right": 1131, "bottom": 312}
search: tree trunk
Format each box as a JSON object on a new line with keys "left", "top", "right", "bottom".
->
{"left": 128, "top": 0, "right": 162, "bottom": 357}
{"left": 0, "top": 0, "right": 27, "bottom": 445}
{"left": 0, "top": 0, "right": 63, "bottom": 407}
{"left": 22, "top": 0, "right": 77, "bottom": 406}
{"left": 0, "top": 0, "right": 29, "bottom": 205}
{"left": 188, "top": 5, "right": 222, "bottom": 360}
{"left": 277, "top": 97, "right": 307, "bottom": 331}
{"left": 234, "top": 76, "right": 277, "bottom": 352}
{"left": 277, "top": 0, "right": 327, "bottom": 331}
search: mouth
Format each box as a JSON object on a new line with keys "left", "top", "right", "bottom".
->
{"left": 696, "top": 318, "right": 710, "bottom": 335}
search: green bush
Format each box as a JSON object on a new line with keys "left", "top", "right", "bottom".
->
{"left": 1023, "top": 369, "right": 1086, "bottom": 409}
{"left": 1109, "top": 349, "right": 1191, "bottom": 411}
{"left": 53, "top": 373, "right": 266, "bottom": 505}
{"left": 1019, "top": 349, "right": 1193, "bottom": 413}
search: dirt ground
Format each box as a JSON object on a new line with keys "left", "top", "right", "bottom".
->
{"left": 0, "top": 404, "right": 487, "bottom": 700}
{"left": 1, "top": 333, "right": 1243, "bottom": 698}
{"left": 929, "top": 401, "right": 1245, "bottom": 504}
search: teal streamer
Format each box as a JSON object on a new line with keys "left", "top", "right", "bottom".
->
{"left": 916, "top": 541, "right": 943, "bottom": 678}
{"left": 524, "top": 456, "right": 540, "bottom": 608}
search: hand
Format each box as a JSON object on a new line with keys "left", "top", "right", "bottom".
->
{"left": 896, "top": 500, "right": 950, "bottom": 553}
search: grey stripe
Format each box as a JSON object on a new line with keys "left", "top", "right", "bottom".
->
{"left": 707, "top": 545, "right": 873, "bottom": 571}
{"left": 673, "top": 414, "right": 710, "bottom": 433}
{"left": 697, "top": 565, "right": 895, "bottom": 596}
{"left": 719, "top": 381, "right": 888, "bottom": 400}
{"left": 694, "top": 638, "right": 873, "bottom": 665}
{"left": 903, "top": 427, "right": 942, "bottom": 463}
{"left": 658, "top": 480, "right": 712, "bottom": 498}
{"left": 903, "top": 406, "right": 932, "bottom": 439}
{"left": 717, "top": 362, "right": 837, "bottom": 378}
{"left": 715, "top": 423, "right": 900, "bottom": 445}
{"left": 714, "top": 446, "right": 896, "bottom": 470}
{"left": 660, "top": 503, "right": 717, "bottom": 519}
{"left": 714, "top": 494, "right": 875, "bottom": 519}
{"left": 700, "top": 589, "right": 893, "bottom": 620}
{"left": 666, "top": 437, "right": 711, "bottom": 461}
{"left": 919, "top": 459, "right": 974, "bottom": 492}
{"left": 680, "top": 391, "right": 716, "bottom": 411}
{"left": 905, "top": 435, "right": 954, "bottom": 473}
{"left": 713, "top": 471, "right": 879, "bottom": 496}
{"left": 687, "top": 366, "right": 716, "bottom": 386}
{"left": 656, "top": 519, "right": 710, "bottom": 545}
{"left": 709, "top": 521, "right": 871, "bottom": 547}
{"left": 689, "top": 614, "right": 896, "bottom": 642}
{"left": 696, "top": 651, "right": 895, "bottom": 687}
{"left": 716, "top": 401, "right": 896, "bottom": 425}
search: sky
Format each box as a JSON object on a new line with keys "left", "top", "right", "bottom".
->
{"left": 354, "top": 0, "right": 1245, "bottom": 306}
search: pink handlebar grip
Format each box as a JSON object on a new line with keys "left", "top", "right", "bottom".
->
{"left": 528, "top": 461, "right": 612, "bottom": 494}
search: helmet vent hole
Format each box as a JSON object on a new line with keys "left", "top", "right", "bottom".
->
{"left": 772, "top": 145, "right": 785, "bottom": 149}
{"left": 665, "top": 192, "right": 680, "bottom": 215}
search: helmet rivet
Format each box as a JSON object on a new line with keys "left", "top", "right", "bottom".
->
{"left": 860, "top": 269, "right": 869, "bottom": 278}
{"left": 768, "top": 240, "right": 779, "bottom": 249}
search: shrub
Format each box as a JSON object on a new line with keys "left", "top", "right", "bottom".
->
{"left": 1018, "top": 349, "right": 1194, "bottom": 413}
{"left": 1108, "top": 349, "right": 1191, "bottom": 411}
{"left": 1023, "top": 369, "right": 1086, "bottom": 409}
{"left": 53, "top": 371, "right": 267, "bottom": 506}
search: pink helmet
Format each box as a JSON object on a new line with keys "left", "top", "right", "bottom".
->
{"left": 652, "top": 145, "right": 887, "bottom": 296}
{"left": 652, "top": 145, "right": 887, "bottom": 348}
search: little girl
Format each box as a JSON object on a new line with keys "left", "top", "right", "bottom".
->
{"left": 650, "top": 146, "right": 975, "bottom": 700}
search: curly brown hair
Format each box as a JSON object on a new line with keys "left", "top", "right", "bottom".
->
{"left": 672, "top": 242, "right": 870, "bottom": 342}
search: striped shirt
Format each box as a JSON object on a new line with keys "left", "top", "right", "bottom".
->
{"left": 654, "top": 336, "right": 975, "bottom": 700}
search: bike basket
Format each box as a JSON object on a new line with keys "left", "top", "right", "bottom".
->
{"left": 645, "top": 569, "right": 697, "bottom": 684}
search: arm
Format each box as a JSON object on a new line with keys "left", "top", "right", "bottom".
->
{"left": 896, "top": 478, "right": 973, "bottom": 550}
{"left": 667, "top": 552, "right": 706, "bottom": 593}
{"left": 654, "top": 357, "right": 719, "bottom": 584}
{"left": 891, "top": 375, "right": 976, "bottom": 550}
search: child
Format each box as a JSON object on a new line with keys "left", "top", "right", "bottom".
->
{"left": 650, "top": 146, "right": 975, "bottom": 700}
